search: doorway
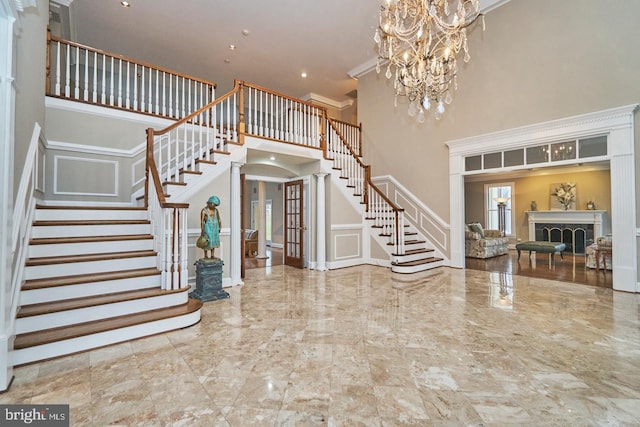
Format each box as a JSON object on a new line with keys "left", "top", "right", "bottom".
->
{"left": 284, "top": 179, "right": 305, "bottom": 268}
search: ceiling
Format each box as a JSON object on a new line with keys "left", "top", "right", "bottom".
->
{"left": 58, "top": 0, "right": 508, "bottom": 109}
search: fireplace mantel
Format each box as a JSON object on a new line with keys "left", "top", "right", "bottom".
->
{"left": 525, "top": 210, "right": 607, "bottom": 241}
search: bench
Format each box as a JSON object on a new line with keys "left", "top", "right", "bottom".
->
{"left": 516, "top": 241, "right": 566, "bottom": 261}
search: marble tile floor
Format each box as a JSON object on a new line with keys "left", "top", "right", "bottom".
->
{"left": 2, "top": 265, "right": 640, "bottom": 426}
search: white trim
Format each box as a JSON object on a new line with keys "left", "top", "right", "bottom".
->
{"left": 301, "top": 93, "right": 354, "bottom": 110}
{"left": 331, "top": 223, "right": 363, "bottom": 231}
{"left": 327, "top": 257, "right": 371, "bottom": 270}
{"left": 347, "top": 57, "right": 378, "bottom": 80}
{"left": 46, "top": 96, "right": 176, "bottom": 127}
{"left": 333, "top": 233, "right": 361, "bottom": 260}
{"left": 53, "top": 155, "right": 119, "bottom": 196}
{"left": 45, "top": 138, "right": 146, "bottom": 158}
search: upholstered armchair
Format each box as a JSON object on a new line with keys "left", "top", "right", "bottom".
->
{"left": 465, "top": 222, "right": 509, "bottom": 259}
{"left": 244, "top": 229, "right": 258, "bottom": 257}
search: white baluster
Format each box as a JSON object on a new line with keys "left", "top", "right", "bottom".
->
{"left": 55, "top": 41, "right": 61, "bottom": 96}
{"left": 133, "top": 64, "right": 138, "bottom": 110}
{"left": 155, "top": 69, "right": 160, "bottom": 114}
{"left": 101, "top": 55, "right": 106, "bottom": 104}
{"left": 140, "top": 66, "right": 146, "bottom": 111}
{"left": 181, "top": 77, "right": 185, "bottom": 118}
{"left": 125, "top": 61, "right": 130, "bottom": 109}
{"left": 74, "top": 47, "right": 79, "bottom": 98}
{"left": 109, "top": 57, "right": 115, "bottom": 105}
{"left": 162, "top": 72, "right": 166, "bottom": 116}
{"left": 117, "top": 59, "right": 122, "bottom": 107}
{"left": 64, "top": 44, "right": 70, "bottom": 97}
{"left": 83, "top": 49, "right": 89, "bottom": 101}
{"left": 92, "top": 52, "right": 98, "bottom": 103}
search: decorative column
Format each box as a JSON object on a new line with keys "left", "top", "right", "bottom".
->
{"left": 257, "top": 180, "right": 267, "bottom": 259}
{"left": 230, "top": 161, "right": 243, "bottom": 285}
{"left": 315, "top": 173, "right": 328, "bottom": 271}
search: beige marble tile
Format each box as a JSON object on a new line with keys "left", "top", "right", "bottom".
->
{"left": 0, "top": 265, "right": 638, "bottom": 426}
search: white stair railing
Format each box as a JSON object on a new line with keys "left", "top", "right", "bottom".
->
{"left": 243, "top": 82, "right": 323, "bottom": 148}
{"left": 47, "top": 32, "right": 216, "bottom": 120}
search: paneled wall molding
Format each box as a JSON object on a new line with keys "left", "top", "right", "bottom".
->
{"left": 53, "top": 155, "right": 118, "bottom": 196}
{"left": 45, "top": 138, "right": 146, "bottom": 158}
{"left": 330, "top": 223, "right": 363, "bottom": 231}
{"left": 448, "top": 104, "right": 638, "bottom": 293}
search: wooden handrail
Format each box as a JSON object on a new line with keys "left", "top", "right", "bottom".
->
{"left": 327, "top": 118, "right": 402, "bottom": 213}
{"left": 152, "top": 80, "right": 242, "bottom": 137}
{"left": 49, "top": 33, "right": 217, "bottom": 88}
{"left": 240, "top": 81, "right": 328, "bottom": 111}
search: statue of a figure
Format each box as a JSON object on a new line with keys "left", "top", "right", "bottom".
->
{"left": 198, "top": 195, "right": 221, "bottom": 259}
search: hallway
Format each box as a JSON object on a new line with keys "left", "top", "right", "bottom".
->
{"left": 1, "top": 264, "right": 638, "bottom": 425}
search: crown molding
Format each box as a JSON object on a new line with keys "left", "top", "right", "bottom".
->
{"left": 302, "top": 93, "right": 354, "bottom": 110}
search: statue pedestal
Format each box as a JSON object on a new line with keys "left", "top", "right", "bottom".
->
{"left": 190, "top": 258, "right": 229, "bottom": 302}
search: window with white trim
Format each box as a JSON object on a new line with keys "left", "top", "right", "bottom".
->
{"left": 485, "top": 183, "right": 514, "bottom": 236}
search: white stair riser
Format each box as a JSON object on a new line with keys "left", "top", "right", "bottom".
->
{"left": 16, "top": 291, "right": 188, "bottom": 334}
{"left": 25, "top": 256, "right": 157, "bottom": 280}
{"left": 10, "top": 310, "right": 201, "bottom": 366}
{"left": 20, "top": 274, "right": 161, "bottom": 305}
{"left": 391, "top": 260, "right": 444, "bottom": 274}
{"left": 164, "top": 183, "right": 187, "bottom": 199}
{"left": 32, "top": 223, "right": 151, "bottom": 238}
{"left": 392, "top": 252, "right": 435, "bottom": 263}
{"left": 28, "top": 238, "right": 154, "bottom": 258}
{"left": 35, "top": 209, "right": 147, "bottom": 221}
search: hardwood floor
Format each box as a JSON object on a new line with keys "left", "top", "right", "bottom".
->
{"left": 466, "top": 249, "right": 613, "bottom": 289}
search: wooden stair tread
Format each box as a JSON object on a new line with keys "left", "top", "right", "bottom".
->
{"left": 36, "top": 205, "right": 146, "bottom": 211}
{"left": 392, "top": 257, "right": 443, "bottom": 267}
{"left": 18, "top": 287, "right": 185, "bottom": 317}
{"left": 195, "top": 159, "right": 217, "bottom": 165}
{"left": 393, "top": 248, "right": 435, "bottom": 256}
{"left": 14, "top": 298, "right": 203, "bottom": 350}
{"left": 30, "top": 234, "right": 153, "bottom": 245}
{"left": 23, "top": 267, "right": 161, "bottom": 290}
{"left": 33, "top": 219, "right": 149, "bottom": 226}
{"left": 26, "top": 250, "right": 156, "bottom": 266}
{"left": 181, "top": 170, "right": 203, "bottom": 175}
{"left": 163, "top": 181, "right": 187, "bottom": 186}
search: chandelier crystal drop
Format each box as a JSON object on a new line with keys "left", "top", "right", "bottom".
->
{"left": 374, "top": 0, "right": 484, "bottom": 120}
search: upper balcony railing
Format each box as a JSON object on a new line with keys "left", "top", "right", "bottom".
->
{"left": 46, "top": 31, "right": 216, "bottom": 120}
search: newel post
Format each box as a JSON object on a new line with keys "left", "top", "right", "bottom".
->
{"left": 144, "top": 128, "right": 154, "bottom": 208}
{"left": 364, "top": 165, "right": 371, "bottom": 209}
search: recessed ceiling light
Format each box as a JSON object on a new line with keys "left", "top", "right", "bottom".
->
{"left": 120, "top": 1, "right": 130, "bottom": 7}
{"left": 242, "top": 29, "right": 250, "bottom": 36}
{"left": 301, "top": 72, "right": 307, "bottom": 78}
{"left": 270, "top": 156, "right": 275, "bottom": 161}
{"left": 224, "top": 59, "right": 231, "bottom": 64}
{"left": 229, "top": 44, "right": 236, "bottom": 50}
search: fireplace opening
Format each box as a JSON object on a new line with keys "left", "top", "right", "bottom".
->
{"left": 535, "top": 223, "right": 594, "bottom": 254}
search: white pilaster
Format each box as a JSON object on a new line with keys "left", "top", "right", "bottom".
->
{"left": 609, "top": 120, "right": 637, "bottom": 292}
{"left": 230, "top": 161, "right": 243, "bottom": 285}
{"left": 257, "top": 180, "right": 267, "bottom": 259}
{"left": 315, "top": 173, "right": 328, "bottom": 271}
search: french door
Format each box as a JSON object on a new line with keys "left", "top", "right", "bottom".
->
{"left": 284, "top": 180, "right": 305, "bottom": 268}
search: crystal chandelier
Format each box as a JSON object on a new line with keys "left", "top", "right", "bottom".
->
{"left": 374, "top": 0, "right": 485, "bottom": 122}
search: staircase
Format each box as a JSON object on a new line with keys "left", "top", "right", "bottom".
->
{"left": 10, "top": 205, "right": 201, "bottom": 366}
